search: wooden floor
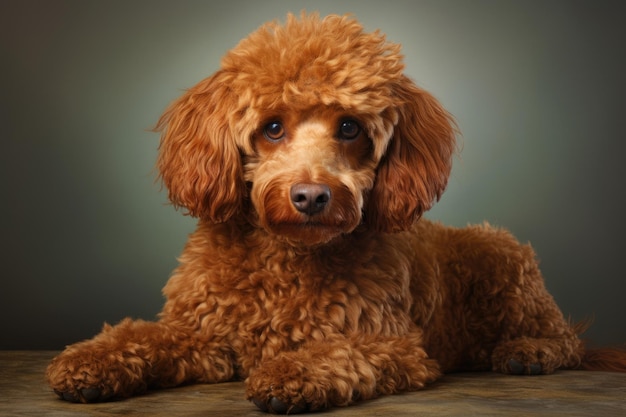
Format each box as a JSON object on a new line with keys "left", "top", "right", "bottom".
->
{"left": 1, "top": 351, "right": 625, "bottom": 416}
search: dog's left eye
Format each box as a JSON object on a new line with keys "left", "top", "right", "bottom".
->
{"left": 263, "top": 122, "right": 285, "bottom": 142}
{"left": 338, "top": 120, "right": 361, "bottom": 141}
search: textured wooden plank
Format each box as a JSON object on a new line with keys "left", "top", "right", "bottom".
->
{"left": 1, "top": 351, "right": 624, "bottom": 416}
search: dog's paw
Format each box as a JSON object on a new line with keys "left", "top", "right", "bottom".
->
{"left": 246, "top": 370, "right": 319, "bottom": 414}
{"left": 47, "top": 351, "right": 121, "bottom": 403}
{"left": 47, "top": 355, "right": 118, "bottom": 403}
{"left": 491, "top": 338, "right": 565, "bottom": 375}
{"left": 505, "top": 358, "right": 543, "bottom": 375}
{"left": 46, "top": 346, "right": 148, "bottom": 403}
{"left": 245, "top": 354, "right": 349, "bottom": 413}
{"left": 251, "top": 396, "right": 309, "bottom": 414}
{"left": 53, "top": 387, "right": 112, "bottom": 403}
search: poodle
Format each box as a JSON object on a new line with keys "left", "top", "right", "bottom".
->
{"left": 46, "top": 13, "right": 626, "bottom": 414}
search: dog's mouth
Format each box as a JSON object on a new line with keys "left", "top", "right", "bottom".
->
{"left": 253, "top": 180, "right": 363, "bottom": 245}
{"left": 268, "top": 221, "right": 347, "bottom": 245}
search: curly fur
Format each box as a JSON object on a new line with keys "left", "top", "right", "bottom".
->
{"left": 47, "top": 12, "right": 626, "bottom": 413}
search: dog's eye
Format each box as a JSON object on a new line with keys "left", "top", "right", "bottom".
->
{"left": 338, "top": 120, "right": 361, "bottom": 141}
{"left": 263, "top": 122, "right": 285, "bottom": 142}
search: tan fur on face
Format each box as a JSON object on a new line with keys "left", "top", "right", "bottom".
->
{"left": 247, "top": 110, "right": 376, "bottom": 245}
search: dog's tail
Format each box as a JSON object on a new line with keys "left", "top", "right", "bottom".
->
{"left": 573, "top": 320, "right": 626, "bottom": 372}
{"left": 579, "top": 348, "right": 626, "bottom": 372}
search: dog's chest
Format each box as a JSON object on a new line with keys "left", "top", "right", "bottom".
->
{"left": 216, "top": 248, "right": 413, "bottom": 350}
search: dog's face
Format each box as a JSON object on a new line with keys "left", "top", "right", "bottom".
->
{"left": 247, "top": 107, "right": 378, "bottom": 245}
{"left": 156, "top": 13, "right": 456, "bottom": 245}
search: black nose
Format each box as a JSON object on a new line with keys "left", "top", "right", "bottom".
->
{"left": 290, "top": 183, "right": 331, "bottom": 215}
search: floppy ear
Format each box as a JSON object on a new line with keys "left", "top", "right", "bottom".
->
{"left": 366, "top": 76, "right": 457, "bottom": 232}
{"left": 155, "top": 70, "right": 244, "bottom": 222}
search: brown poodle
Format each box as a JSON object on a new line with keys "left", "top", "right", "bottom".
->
{"left": 46, "top": 13, "right": 626, "bottom": 414}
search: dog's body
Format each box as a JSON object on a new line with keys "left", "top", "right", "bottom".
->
{"left": 47, "top": 13, "right": 626, "bottom": 413}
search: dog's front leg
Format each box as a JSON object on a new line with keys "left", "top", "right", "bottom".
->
{"left": 245, "top": 332, "right": 440, "bottom": 413}
{"left": 46, "top": 318, "right": 233, "bottom": 402}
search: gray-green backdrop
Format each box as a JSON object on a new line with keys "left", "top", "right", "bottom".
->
{"left": 2, "top": 0, "right": 625, "bottom": 349}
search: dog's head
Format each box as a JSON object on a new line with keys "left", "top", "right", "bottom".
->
{"left": 156, "top": 13, "right": 457, "bottom": 245}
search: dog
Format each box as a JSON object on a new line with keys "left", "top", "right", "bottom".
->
{"left": 46, "top": 13, "right": 626, "bottom": 414}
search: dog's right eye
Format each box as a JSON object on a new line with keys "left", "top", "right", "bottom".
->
{"left": 263, "top": 122, "right": 285, "bottom": 142}
{"left": 338, "top": 119, "right": 362, "bottom": 141}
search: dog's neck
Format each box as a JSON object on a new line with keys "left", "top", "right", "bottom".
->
{"left": 196, "top": 217, "right": 375, "bottom": 259}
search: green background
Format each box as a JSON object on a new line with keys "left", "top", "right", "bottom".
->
{"left": 2, "top": 0, "right": 625, "bottom": 349}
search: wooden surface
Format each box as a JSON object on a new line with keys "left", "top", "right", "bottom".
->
{"left": 1, "top": 351, "right": 625, "bottom": 416}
